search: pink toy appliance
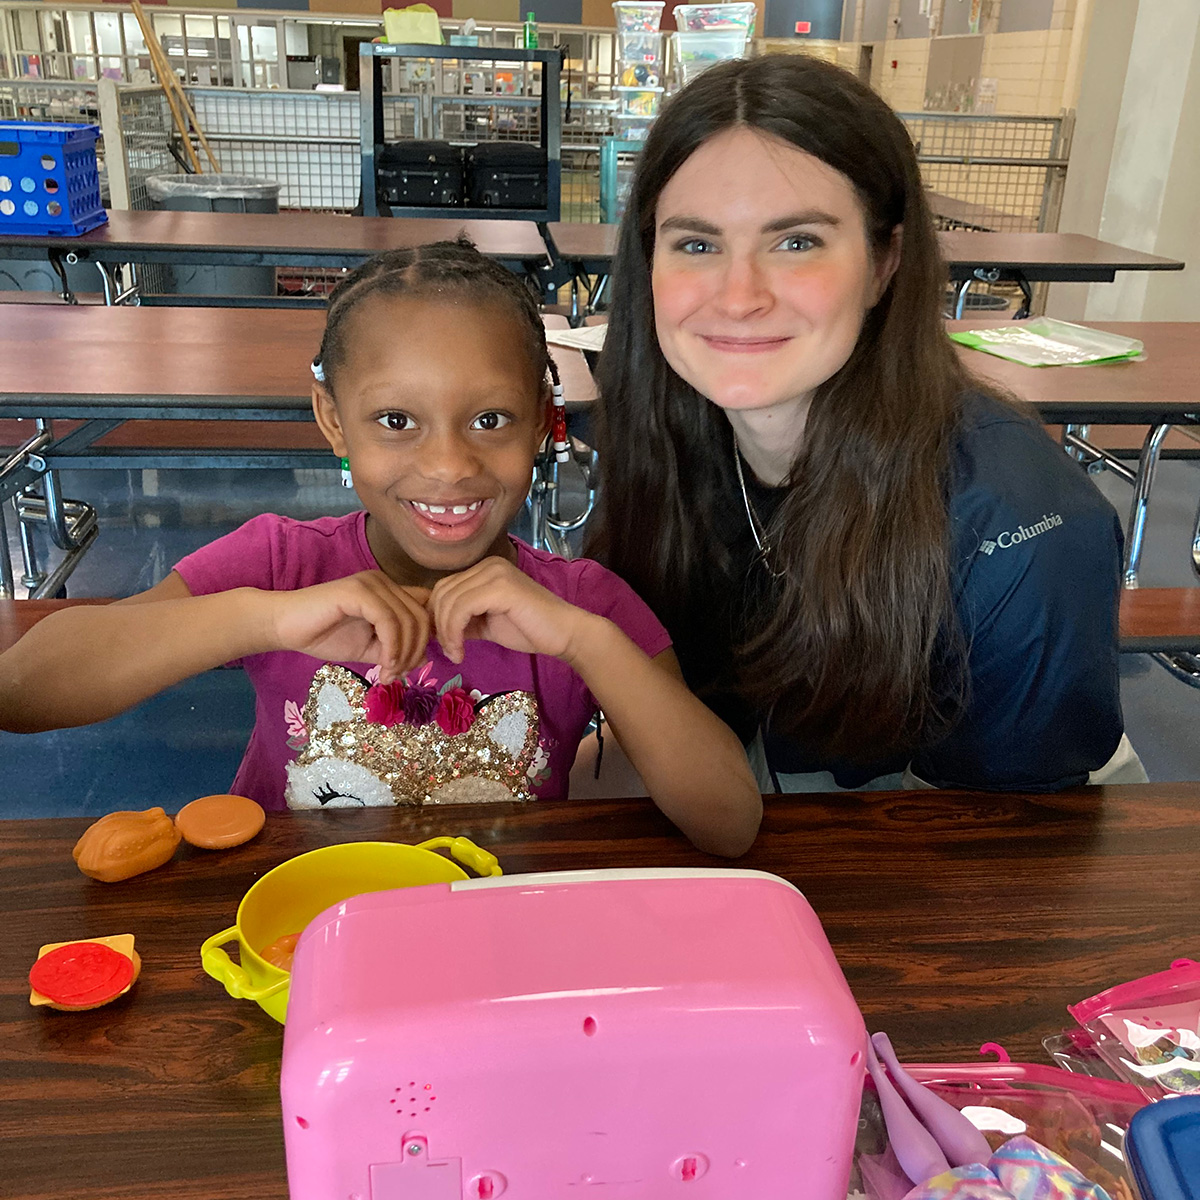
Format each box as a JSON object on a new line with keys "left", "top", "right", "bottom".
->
{"left": 280, "top": 867, "right": 866, "bottom": 1198}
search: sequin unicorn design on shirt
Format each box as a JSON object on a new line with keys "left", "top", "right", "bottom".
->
{"left": 284, "top": 663, "right": 541, "bottom": 807}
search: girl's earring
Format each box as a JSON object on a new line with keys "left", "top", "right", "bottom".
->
{"left": 340, "top": 457, "right": 353, "bottom": 489}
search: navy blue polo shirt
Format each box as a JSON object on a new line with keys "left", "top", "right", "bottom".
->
{"left": 704, "top": 392, "right": 1126, "bottom": 791}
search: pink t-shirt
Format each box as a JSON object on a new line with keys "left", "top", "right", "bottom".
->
{"left": 174, "top": 512, "right": 671, "bottom": 811}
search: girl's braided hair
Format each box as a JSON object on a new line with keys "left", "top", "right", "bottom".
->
{"left": 314, "top": 236, "right": 558, "bottom": 395}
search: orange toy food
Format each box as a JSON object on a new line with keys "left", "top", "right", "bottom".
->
{"left": 175, "top": 794, "right": 266, "bottom": 850}
{"left": 29, "top": 935, "right": 141, "bottom": 1011}
{"left": 260, "top": 932, "right": 301, "bottom": 972}
{"left": 72, "top": 807, "right": 182, "bottom": 882}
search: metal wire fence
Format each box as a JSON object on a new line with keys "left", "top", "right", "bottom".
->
{"left": 899, "top": 112, "right": 1070, "bottom": 234}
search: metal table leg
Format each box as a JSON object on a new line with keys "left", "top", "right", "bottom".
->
{"left": 48, "top": 253, "right": 78, "bottom": 305}
{"left": 97, "top": 261, "right": 140, "bottom": 306}
{"left": 0, "top": 497, "right": 14, "bottom": 600}
{"left": 1123, "top": 422, "right": 1172, "bottom": 589}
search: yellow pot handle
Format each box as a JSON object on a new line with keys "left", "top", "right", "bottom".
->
{"left": 200, "top": 926, "right": 289, "bottom": 1002}
{"left": 416, "top": 835, "right": 502, "bottom": 878}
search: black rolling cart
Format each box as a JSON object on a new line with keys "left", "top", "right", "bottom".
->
{"left": 359, "top": 42, "right": 562, "bottom": 223}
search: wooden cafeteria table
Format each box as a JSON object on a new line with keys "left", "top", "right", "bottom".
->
{"left": 0, "top": 304, "right": 597, "bottom": 597}
{"left": 3, "top": 783, "right": 1196, "bottom": 1198}
{"left": 950, "top": 319, "right": 1200, "bottom": 587}
{"left": 545, "top": 222, "right": 1185, "bottom": 320}
{"left": 0, "top": 209, "right": 553, "bottom": 305}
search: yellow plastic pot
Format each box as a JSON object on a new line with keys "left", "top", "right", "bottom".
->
{"left": 200, "top": 836, "right": 500, "bottom": 1023}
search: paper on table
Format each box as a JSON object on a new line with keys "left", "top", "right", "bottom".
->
{"left": 948, "top": 317, "right": 1144, "bottom": 367}
{"left": 546, "top": 324, "right": 608, "bottom": 353}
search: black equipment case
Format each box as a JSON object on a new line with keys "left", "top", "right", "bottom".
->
{"left": 465, "top": 142, "right": 547, "bottom": 209}
{"left": 376, "top": 140, "right": 464, "bottom": 207}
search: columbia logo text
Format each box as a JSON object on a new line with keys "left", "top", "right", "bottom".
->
{"left": 981, "top": 513, "right": 1063, "bottom": 554}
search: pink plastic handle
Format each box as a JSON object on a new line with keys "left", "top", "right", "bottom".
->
{"left": 978, "top": 1042, "right": 1011, "bottom": 1062}
{"left": 1068, "top": 959, "right": 1200, "bottom": 1024}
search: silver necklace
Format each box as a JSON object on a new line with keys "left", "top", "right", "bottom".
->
{"left": 733, "top": 443, "right": 786, "bottom": 580}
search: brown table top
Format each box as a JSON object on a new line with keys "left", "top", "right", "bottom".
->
{"left": 546, "top": 222, "right": 1185, "bottom": 278}
{"left": 0, "top": 209, "right": 551, "bottom": 267}
{"left": 0, "top": 304, "right": 596, "bottom": 417}
{"left": 3, "top": 783, "right": 1197, "bottom": 1198}
{"left": 926, "top": 191, "right": 1035, "bottom": 234}
{"left": 949, "top": 319, "right": 1200, "bottom": 423}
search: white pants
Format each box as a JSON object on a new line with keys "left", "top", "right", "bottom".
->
{"left": 748, "top": 731, "right": 1148, "bottom": 793}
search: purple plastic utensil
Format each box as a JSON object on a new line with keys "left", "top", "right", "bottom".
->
{"left": 864, "top": 1035, "right": 952, "bottom": 1186}
{"left": 871, "top": 1032, "right": 993, "bottom": 1168}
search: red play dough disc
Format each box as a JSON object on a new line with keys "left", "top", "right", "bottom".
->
{"left": 29, "top": 942, "right": 135, "bottom": 1007}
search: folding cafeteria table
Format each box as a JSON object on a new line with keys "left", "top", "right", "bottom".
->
{"left": 0, "top": 209, "right": 554, "bottom": 306}
{"left": 0, "top": 304, "right": 596, "bottom": 597}
{"left": 543, "top": 222, "right": 1184, "bottom": 322}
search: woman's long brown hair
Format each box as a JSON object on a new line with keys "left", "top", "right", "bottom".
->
{"left": 588, "top": 54, "right": 982, "bottom": 763}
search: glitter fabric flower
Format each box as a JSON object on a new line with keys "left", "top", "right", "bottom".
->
{"left": 435, "top": 687, "right": 476, "bottom": 736}
{"left": 403, "top": 681, "right": 440, "bottom": 727}
{"left": 364, "top": 680, "right": 405, "bottom": 728}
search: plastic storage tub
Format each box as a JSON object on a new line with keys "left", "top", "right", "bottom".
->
{"left": 0, "top": 121, "right": 105, "bottom": 236}
{"left": 674, "top": 1, "right": 757, "bottom": 29}
{"left": 612, "top": 113, "right": 655, "bottom": 141}
{"left": 618, "top": 30, "right": 664, "bottom": 62}
{"left": 1126, "top": 1094, "right": 1200, "bottom": 1200}
{"left": 615, "top": 85, "right": 664, "bottom": 115}
{"left": 673, "top": 29, "right": 749, "bottom": 60}
{"left": 613, "top": 0, "right": 664, "bottom": 31}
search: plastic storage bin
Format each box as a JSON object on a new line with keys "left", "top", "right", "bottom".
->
{"left": 146, "top": 172, "right": 280, "bottom": 297}
{"left": 618, "top": 31, "right": 664, "bottom": 62}
{"left": 1127, "top": 1094, "right": 1200, "bottom": 1200}
{"left": 612, "top": 113, "right": 655, "bottom": 141}
{"left": 674, "top": 1, "right": 757, "bottom": 30}
{"left": 613, "top": 0, "right": 664, "bottom": 31}
{"left": 0, "top": 121, "right": 105, "bottom": 236}
{"left": 672, "top": 29, "right": 748, "bottom": 82}
{"left": 615, "top": 85, "right": 664, "bottom": 116}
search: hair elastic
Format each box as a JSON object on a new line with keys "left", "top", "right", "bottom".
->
{"left": 311, "top": 359, "right": 326, "bottom": 383}
{"left": 551, "top": 382, "right": 568, "bottom": 463}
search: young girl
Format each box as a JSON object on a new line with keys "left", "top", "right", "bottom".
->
{"left": 0, "top": 240, "right": 761, "bottom": 857}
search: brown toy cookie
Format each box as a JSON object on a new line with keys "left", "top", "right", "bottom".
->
{"left": 174, "top": 794, "right": 266, "bottom": 850}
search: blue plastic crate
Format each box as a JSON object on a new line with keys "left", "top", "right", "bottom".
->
{"left": 0, "top": 121, "right": 107, "bottom": 236}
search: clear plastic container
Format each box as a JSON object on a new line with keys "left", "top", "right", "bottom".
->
{"left": 618, "top": 59, "right": 663, "bottom": 87}
{"left": 673, "top": 2, "right": 757, "bottom": 30}
{"left": 672, "top": 29, "right": 749, "bottom": 61}
{"left": 612, "top": 113, "right": 656, "bottom": 141}
{"left": 614, "top": 85, "right": 664, "bottom": 116}
{"left": 612, "top": 1, "right": 665, "bottom": 32}
{"left": 618, "top": 30, "right": 664, "bottom": 62}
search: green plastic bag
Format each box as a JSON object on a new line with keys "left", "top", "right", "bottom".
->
{"left": 949, "top": 317, "right": 1144, "bottom": 368}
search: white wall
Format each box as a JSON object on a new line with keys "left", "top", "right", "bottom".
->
{"left": 1049, "top": 0, "right": 1200, "bottom": 320}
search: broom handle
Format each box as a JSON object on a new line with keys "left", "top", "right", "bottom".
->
{"left": 173, "top": 86, "right": 221, "bottom": 173}
{"left": 132, "top": 0, "right": 201, "bottom": 174}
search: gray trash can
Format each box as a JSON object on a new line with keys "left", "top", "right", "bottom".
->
{"left": 146, "top": 173, "right": 281, "bottom": 298}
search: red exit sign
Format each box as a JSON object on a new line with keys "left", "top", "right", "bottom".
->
{"left": 794, "top": 20, "right": 811, "bottom": 33}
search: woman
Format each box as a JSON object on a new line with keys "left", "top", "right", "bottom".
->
{"left": 588, "top": 54, "right": 1144, "bottom": 792}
